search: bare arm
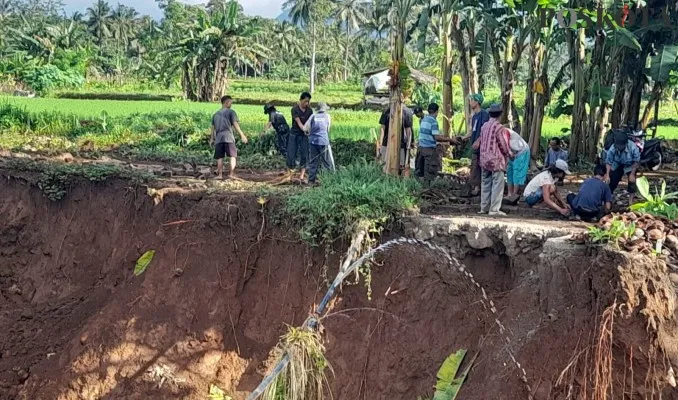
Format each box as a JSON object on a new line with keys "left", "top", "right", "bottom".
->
{"left": 294, "top": 117, "right": 305, "bottom": 131}
{"left": 542, "top": 184, "right": 567, "bottom": 213}
{"left": 604, "top": 201, "right": 612, "bottom": 212}
{"left": 233, "top": 122, "right": 248, "bottom": 143}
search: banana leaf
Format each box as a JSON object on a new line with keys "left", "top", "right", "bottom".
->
{"left": 432, "top": 349, "right": 477, "bottom": 400}
{"left": 134, "top": 250, "right": 156, "bottom": 276}
{"left": 647, "top": 45, "right": 678, "bottom": 83}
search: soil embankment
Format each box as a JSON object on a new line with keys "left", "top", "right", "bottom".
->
{"left": 1, "top": 174, "right": 677, "bottom": 399}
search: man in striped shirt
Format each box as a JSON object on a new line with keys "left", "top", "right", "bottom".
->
{"left": 415, "top": 103, "right": 461, "bottom": 185}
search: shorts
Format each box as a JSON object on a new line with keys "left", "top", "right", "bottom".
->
{"left": 381, "top": 146, "right": 406, "bottom": 167}
{"left": 415, "top": 147, "right": 441, "bottom": 181}
{"left": 507, "top": 151, "right": 530, "bottom": 186}
{"left": 525, "top": 188, "right": 544, "bottom": 207}
{"left": 214, "top": 142, "right": 237, "bottom": 159}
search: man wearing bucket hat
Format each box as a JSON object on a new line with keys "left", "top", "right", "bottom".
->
{"left": 472, "top": 103, "right": 512, "bottom": 216}
{"left": 605, "top": 129, "right": 640, "bottom": 205}
{"left": 463, "top": 93, "right": 490, "bottom": 196}
{"left": 523, "top": 159, "right": 572, "bottom": 216}
{"left": 303, "top": 102, "right": 335, "bottom": 184}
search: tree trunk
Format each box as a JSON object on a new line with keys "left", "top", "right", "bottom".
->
{"left": 344, "top": 26, "right": 350, "bottom": 81}
{"left": 441, "top": 13, "right": 454, "bottom": 135}
{"left": 310, "top": 23, "right": 317, "bottom": 94}
{"left": 450, "top": 15, "right": 478, "bottom": 136}
{"left": 641, "top": 82, "right": 662, "bottom": 129}
{"left": 385, "top": 22, "right": 404, "bottom": 176}
{"left": 524, "top": 43, "right": 538, "bottom": 142}
{"left": 479, "top": 30, "right": 490, "bottom": 92}
{"left": 568, "top": 28, "right": 588, "bottom": 162}
{"left": 500, "top": 32, "right": 515, "bottom": 127}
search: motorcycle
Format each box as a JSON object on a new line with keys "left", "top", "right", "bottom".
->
{"left": 597, "top": 126, "right": 663, "bottom": 172}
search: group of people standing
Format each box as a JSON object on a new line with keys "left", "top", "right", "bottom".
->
{"left": 210, "top": 92, "right": 335, "bottom": 184}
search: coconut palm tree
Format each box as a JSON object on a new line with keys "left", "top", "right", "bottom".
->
{"left": 110, "top": 4, "right": 138, "bottom": 51}
{"left": 332, "top": 0, "right": 368, "bottom": 81}
{"left": 86, "top": 0, "right": 112, "bottom": 48}
{"left": 284, "top": 0, "right": 318, "bottom": 93}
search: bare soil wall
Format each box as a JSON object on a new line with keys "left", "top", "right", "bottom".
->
{"left": 1, "top": 175, "right": 677, "bottom": 399}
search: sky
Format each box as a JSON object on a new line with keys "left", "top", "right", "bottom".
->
{"left": 62, "top": 0, "right": 286, "bottom": 19}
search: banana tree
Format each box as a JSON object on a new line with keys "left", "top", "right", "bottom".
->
{"left": 640, "top": 44, "right": 678, "bottom": 130}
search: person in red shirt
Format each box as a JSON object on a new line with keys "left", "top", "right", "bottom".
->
{"left": 473, "top": 104, "right": 513, "bottom": 216}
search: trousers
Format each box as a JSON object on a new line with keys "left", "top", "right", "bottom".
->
{"left": 480, "top": 170, "right": 505, "bottom": 213}
{"left": 308, "top": 144, "right": 335, "bottom": 182}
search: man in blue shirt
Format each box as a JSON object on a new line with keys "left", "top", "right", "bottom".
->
{"left": 566, "top": 164, "right": 612, "bottom": 221}
{"left": 606, "top": 130, "right": 640, "bottom": 205}
{"left": 415, "top": 103, "right": 460, "bottom": 185}
{"left": 463, "top": 93, "right": 489, "bottom": 196}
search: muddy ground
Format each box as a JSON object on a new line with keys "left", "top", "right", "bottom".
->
{"left": 1, "top": 170, "right": 678, "bottom": 399}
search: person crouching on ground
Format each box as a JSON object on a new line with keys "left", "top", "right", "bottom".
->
{"left": 566, "top": 164, "right": 612, "bottom": 222}
{"left": 605, "top": 129, "right": 640, "bottom": 206}
{"left": 210, "top": 95, "right": 248, "bottom": 180}
{"left": 415, "top": 103, "right": 460, "bottom": 186}
{"left": 473, "top": 104, "right": 513, "bottom": 216}
{"left": 506, "top": 128, "right": 530, "bottom": 202}
{"left": 523, "top": 159, "right": 571, "bottom": 217}
{"left": 304, "top": 102, "right": 335, "bottom": 185}
{"left": 545, "top": 137, "right": 568, "bottom": 186}
{"left": 263, "top": 103, "right": 290, "bottom": 157}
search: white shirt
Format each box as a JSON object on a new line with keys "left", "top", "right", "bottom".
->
{"left": 508, "top": 130, "right": 529, "bottom": 155}
{"left": 524, "top": 171, "right": 554, "bottom": 196}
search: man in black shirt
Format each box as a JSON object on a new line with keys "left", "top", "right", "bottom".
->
{"left": 378, "top": 104, "right": 413, "bottom": 170}
{"left": 288, "top": 92, "right": 313, "bottom": 181}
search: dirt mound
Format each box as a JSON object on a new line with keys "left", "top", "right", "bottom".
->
{"left": 1, "top": 173, "right": 678, "bottom": 399}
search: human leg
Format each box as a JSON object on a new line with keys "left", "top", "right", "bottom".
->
{"left": 480, "top": 170, "right": 492, "bottom": 213}
{"left": 224, "top": 143, "right": 238, "bottom": 177}
{"left": 307, "top": 144, "right": 322, "bottom": 183}
{"left": 608, "top": 167, "right": 624, "bottom": 193}
{"left": 286, "top": 134, "right": 298, "bottom": 170}
{"left": 323, "top": 144, "right": 335, "bottom": 171}
{"left": 213, "top": 142, "right": 226, "bottom": 179}
{"left": 489, "top": 170, "right": 505, "bottom": 214}
{"left": 299, "top": 135, "right": 309, "bottom": 180}
{"left": 422, "top": 148, "right": 441, "bottom": 186}
{"left": 470, "top": 153, "right": 481, "bottom": 195}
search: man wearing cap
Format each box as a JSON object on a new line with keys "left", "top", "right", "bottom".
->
{"left": 464, "top": 93, "right": 490, "bottom": 196}
{"left": 263, "top": 103, "right": 289, "bottom": 157}
{"left": 605, "top": 130, "right": 640, "bottom": 205}
{"left": 472, "top": 104, "right": 512, "bottom": 216}
{"left": 523, "top": 160, "right": 571, "bottom": 216}
{"left": 416, "top": 103, "right": 461, "bottom": 186}
{"left": 304, "top": 102, "right": 335, "bottom": 184}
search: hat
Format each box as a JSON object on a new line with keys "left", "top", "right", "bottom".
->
{"left": 469, "top": 93, "right": 484, "bottom": 104}
{"left": 488, "top": 103, "right": 502, "bottom": 114}
{"left": 555, "top": 159, "right": 571, "bottom": 175}
{"left": 316, "top": 102, "right": 329, "bottom": 112}
{"left": 263, "top": 103, "right": 275, "bottom": 114}
{"left": 613, "top": 130, "right": 629, "bottom": 150}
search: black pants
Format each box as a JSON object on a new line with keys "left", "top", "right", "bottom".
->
{"left": 308, "top": 144, "right": 335, "bottom": 182}
{"left": 609, "top": 167, "right": 637, "bottom": 194}
{"left": 287, "top": 134, "right": 308, "bottom": 169}
{"left": 566, "top": 193, "right": 601, "bottom": 221}
{"left": 275, "top": 128, "right": 289, "bottom": 157}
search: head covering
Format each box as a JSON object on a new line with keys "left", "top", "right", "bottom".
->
{"left": 555, "top": 159, "right": 571, "bottom": 175}
{"left": 488, "top": 103, "right": 502, "bottom": 114}
{"left": 469, "top": 93, "right": 484, "bottom": 105}
{"left": 613, "top": 130, "right": 629, "bottom": 151}
{"left": 413, "top": 106, "right": 424, "bottom": 115}
{"left": 263, "top": 103, "right": 275, "bottom": 114}
{"left": 316, "top": 102, "right": 329, "bottom": 112}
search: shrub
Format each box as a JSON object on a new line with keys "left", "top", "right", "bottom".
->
{"left": 19, "top": 64, "right": 84, "bottom": 94}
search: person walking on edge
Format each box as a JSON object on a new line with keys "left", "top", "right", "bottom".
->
{"left": 473, "top": 104, "right": 512, "bottom": 216}
{"left": 288, "top": 92, "right": 313, "bottom": 181}
{"left": 304, "top": 102, "right": 335, "bottom": 185}
{"left": 210, "top": 95, "right": 248, "bottom": 180}
{"left": 464, "top": 93, "right": 489, "bottom": 196}
{"left": 415, "top": 103, "right": 460, "bottom": 186}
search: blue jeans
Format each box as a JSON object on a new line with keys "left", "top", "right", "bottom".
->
{"left": 525, "top": 188, "right": 544, "bottom": 207}
{"left": 308, "top": 144, "right": 335, "bottom": 182}
{"left": 287, "top": 134, "right": 309, "bottom": 169}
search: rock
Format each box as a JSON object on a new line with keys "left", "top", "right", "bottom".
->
{"left": 171, "top": 167, "right": 185, "bottom": 175}
{"left": 174, "top": 268, "right": 184, "bottom": 277}
{"left": 7, "top": 285, "right": 21, "bottom": 295}
{"left": 670, "top": 273, "right": 678, "bottom": 285}
{"left": 648, "top": 229, "right": 665, "bottom": 241}
{"left": 80, "top": 333, "right": 88, "bottom": 345}
{"left": 198, "top": 167, "right": 212, "bottom": 175}
{"left": 465, "top": 229, "right": 494, "bottom": 250}
{"left": 16, "top": 369, "right": 29, "bottom": 383}
{"left": 182, "top": 163, "right": 194, "bottom": 173}
{"left": 20, "top": 308, "right": 34, "bottom": 319}
{"left": 60, "top": 153, "right": 74, "bottom": 163}
{"left": 160, "top": 171, "right": 172, "bottom": 177}
{"left": 632, "top": 228, "right": 645, "bottom": 241}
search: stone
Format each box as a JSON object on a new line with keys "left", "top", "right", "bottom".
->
{"left": 183, "top": 163, "right": 194, "bottom": 173}
{"left": 20, "top": 308, "right": 34, "bottom": 319}
{"left": 465, "top": 229, "right": 494, "bottom": 250}
{"left": 7, "top": 285, "right": 21, "bottom": 295}
{"left": 60, "top": 153, "right": 74, "bottom": 163}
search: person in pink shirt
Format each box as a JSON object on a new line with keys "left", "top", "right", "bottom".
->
{"left": 473, "top": 104, "right": 513, "bottom": 216}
